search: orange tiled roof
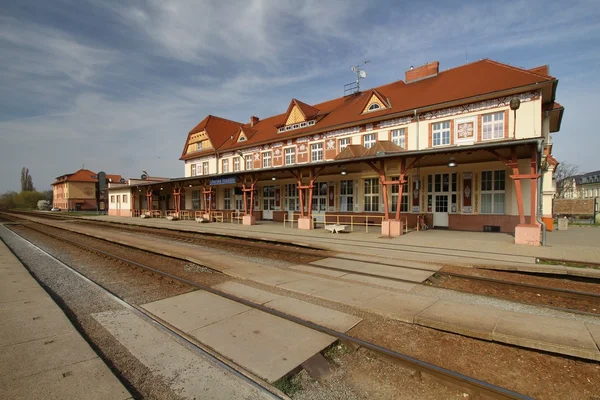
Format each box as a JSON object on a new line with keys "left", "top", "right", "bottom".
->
{"left": 182, "top": 59, "right": 556, "bottom": 160}
{"left": 52, "top": 170, "right": 124, "bottom": 185}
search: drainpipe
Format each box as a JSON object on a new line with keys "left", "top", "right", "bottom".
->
{"left": 535, "top": 140, "right": 546, "bottom": 246}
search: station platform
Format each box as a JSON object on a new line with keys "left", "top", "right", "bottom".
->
{"left": 75, "top": 213, "right": 600, "bottom": 272}
{"left": 0, "top": 239, "right": 131, "bottom": 400}
{"left": 13, "top": 214, "right": 600, "bottom": 362}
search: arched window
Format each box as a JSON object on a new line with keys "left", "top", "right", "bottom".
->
{"left": 368, "top": 103, "right": 380, "bottom": 111}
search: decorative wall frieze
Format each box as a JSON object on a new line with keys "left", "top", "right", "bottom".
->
{"left": 421, "top": 91, "right": 540, "bottom": 121}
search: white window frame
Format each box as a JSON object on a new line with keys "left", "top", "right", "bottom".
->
{"left": 262, "top": 151, "right": 272, "bottom": 168}
{"left": 196, "top": 141, "right": 203, "bottom": 151}
{"left": 432, "top": 121, "right": 451, "bottom": 147}
{"left": 482, "top": 112, "right": 504, "bottom": 140}
{"left": 480, "top": 170, "right": 506, "bottom": 214}
{"left": 122, "top": 194, "right": 128, "bottom": 203}
{"left": 223, "top": 188, "right": 232, "bottom": 210}
{"left": 391, "top": 128, "right": 406, "bottom": 149}
{"left": 368, "top": 103, "right": 380, "bottom": 111}
{"left": 363, "top": 133, "right": 376, "bottom": 149}
{"left": 311, "top": 142, "right": 323, "bottom": 162}
{"left": 285, "top": 147, "right": 295, "bottom": 165}
{"left": 233, "top": 157, "right": 240, "bottom": 172}
{"left": 339, "top": 137, "right": 351, "bottom": 151}
{"left": 363, "top": 178, "right": 380, "bottom": 212}
{"left": 222, "top": 159, "right": 229, "bottom": 174}
{"left": 245, "top": 155, "right": 253, "bottom": 170}
{"left": 339, "top": 180, "right": 354, "bottom": 212}
{"left": 202, "top": 161, "right": 209, "bottom": 175}
{"left": 390, "top": 178, "right": 408, "bottom": 213}
{"left": 191, "top": 164, "right": 196, "bottom": 176}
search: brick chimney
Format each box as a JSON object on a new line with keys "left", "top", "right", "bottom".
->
{"left": 250, "top": 116, "right": 259, "bottom": 127}
{"left": 405, "top": 61, "right": 439, "bottom": 83}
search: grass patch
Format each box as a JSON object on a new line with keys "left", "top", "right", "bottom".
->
{"left": 273, "top": 375, "right": 302, "bottom": 396}
{"left": 538, "top": 259, "right": 599, "bottom": 270}
{"left": 323, "top": 341, "right": 353, "bottom": 362}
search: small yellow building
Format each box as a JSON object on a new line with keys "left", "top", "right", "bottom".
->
{"left": 52, "top": 169, "right": 122, "bottom": 211}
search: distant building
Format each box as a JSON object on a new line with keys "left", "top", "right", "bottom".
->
{"left": 52, "top": 169, "right": 123, "bottom": 211}
{"left": 566, "top": 170, "right": 600, "bottom": 199}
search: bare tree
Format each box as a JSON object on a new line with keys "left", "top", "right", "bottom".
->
{"left": 554, "top": 163, "right": 580, "bottom": 199}
{"left": 20, "top": 167, "right": 34, "bottom": 192}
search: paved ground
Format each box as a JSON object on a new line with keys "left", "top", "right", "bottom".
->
{"left": 13, "top": 215, "right": 600, "bottom": 361}
{"left": 71, "top": 213, "right": 600, "bottom": 266}
{"left": 140, "top": 288, "right": 360, "bottom": 382}
{"left": 0, "top": 237, "right": 132, "bottom": 400}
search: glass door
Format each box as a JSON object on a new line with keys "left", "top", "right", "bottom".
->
{"left": 262, "top": 186, "right": 275, "bottom": 220}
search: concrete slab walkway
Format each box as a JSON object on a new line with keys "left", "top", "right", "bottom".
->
{"left": 0, "top": 239, "right": 131, "bottom": 400}
{"left": 141, "top": 288, "right": 360, "bottom": 382}
{"left": 11, "top": 215, "right": 600, "bottom": 361}
{"left": 45, "top": 211, "right": 600, "bottom": 268}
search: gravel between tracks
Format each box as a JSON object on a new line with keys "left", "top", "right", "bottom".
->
{"left": 5, "top": 220, "right": 600, "bottom": 399}
{"left": 0, "top": 226, "right": 185, "bottom": 400}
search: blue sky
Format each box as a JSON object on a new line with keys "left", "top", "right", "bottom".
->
{"left": 1, "top": 0, "right": 599, "bottom": 193}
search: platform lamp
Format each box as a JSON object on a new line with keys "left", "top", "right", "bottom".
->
{"left": 510, "top": 98, "right": 521, "bottom": 139}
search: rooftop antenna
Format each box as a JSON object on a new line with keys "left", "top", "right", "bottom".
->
{"left": 344, "top": 61, "right": 369, "bottom": 96}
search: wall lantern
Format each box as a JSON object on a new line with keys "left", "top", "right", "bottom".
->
{"left": 341, "top": 170, "right": 347, "bottom": 175}
{"left": 271, "top": 176, "right": 277, "bottom": 181}
{"left": 510, "top": 98, "right": 521, "bottom": 139}
{"left": 448, "top": 157, "right": 457, "bottom": 168}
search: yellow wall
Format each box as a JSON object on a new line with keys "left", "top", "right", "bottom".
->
{"left": 285, "top": 105, "right": 305, "bottom": 125}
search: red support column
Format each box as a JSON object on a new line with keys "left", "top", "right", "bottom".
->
{"left": 510, "top": 148, "right": 526, "bottom": 225}
{"left": 249, "top": 183, "right": 255, "bottom": 217}
{"left": 395, "top": 158, "right": 407, "bottom": 221}
{"left": 297, "top": 181, "right": 305, "bottom": 217}
{"left": 242, "top": 184, "right": 248, "bottom": 215}
{"left": 146, "top": 189, "right": 153, "bottom": 212}
{"left": 530, "top": 148, "right": 538, "bottom": 225}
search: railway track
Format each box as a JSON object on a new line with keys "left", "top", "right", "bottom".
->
{"left": 4, "top": 218, "right": 532, "bottom": 400}
{"left": 6, "top": 211, "right": 599, "bottom": 317}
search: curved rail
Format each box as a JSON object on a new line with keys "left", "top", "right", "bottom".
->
{"left": 7, "top": 218, "right": 532, "bottom": 400}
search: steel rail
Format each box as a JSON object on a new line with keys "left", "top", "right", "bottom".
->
{"left": 2, "top": 225, "right": 287, "bottom": 400}
{"left": 11, "top": 220, "right": 533, "bottom": 400}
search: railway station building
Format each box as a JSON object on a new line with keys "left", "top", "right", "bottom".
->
{"left": 108, "top": 59, "right": 564, "bottom": 245}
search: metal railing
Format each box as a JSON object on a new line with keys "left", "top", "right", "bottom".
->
{"left": 282, "top": 213, "right": 406, "bottom": 233}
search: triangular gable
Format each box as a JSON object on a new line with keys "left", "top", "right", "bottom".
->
{"left": 361, "top": 90, "right": 389, "bottom": 114}
{"left": 363, "top": 141, "right": 404, "bottom": 157}
{"left": 236, "top": 126, "right": 257, "bottom": 142}
{"left": 282, "top": 99, "right": 320, "bottom": 126}
{"left": 334, "top": 145, "right": 368, "bottom": 160}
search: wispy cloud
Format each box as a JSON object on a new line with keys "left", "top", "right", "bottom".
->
{"left": 0, "top": 0, "right": 599, "bottom": 192}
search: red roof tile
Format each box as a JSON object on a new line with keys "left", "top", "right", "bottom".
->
{"left": 184, "top": 59, "right": 557, "bottom": 157}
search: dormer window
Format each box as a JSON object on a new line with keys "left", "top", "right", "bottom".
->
{"left": 368, "top": 103, "right": 381, "bottom": 111}
{"left": 238, "top": 136, "right": 246, "bottom": 142}
{"left": 300, "top": 122, "right": 307, "bottom": 127}
{"left": 196, "top": 141, "right": 203, "bottom": 150}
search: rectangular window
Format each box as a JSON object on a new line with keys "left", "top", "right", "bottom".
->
{"left": 363, "top": 133, "right": 376, "bottom": 149}
{"left": 222, "top": 159, "right": 229, "bottom": 173}
{"left": 340, "top": 180, "right": 354, "bottom": 212}
{"left": 311, "top": 143, "right": 323, "bottom": 162}
{"left": 262, "top": 151, "right": 272, "bottom": 168}
{"left": 390, "top": 178, "right": 409, "bottom": 212}
{"left": 191, "top": 190, "right": 200, "bottom": 209}
{"left": 110, "top": 195, "right": 115, "bottom": 203}
{"left": 191, "top": 164, "right": 196, "bottom": 176}
{"left": 202, "top": 161, "right": 209, "bottom": 175}
{"left": 245, "top": 155, "right": 253, "bottom": 170}
{"left": 432, "top": 121, "right": 451, "bottom": 146}
{"left": 233, "top": 157, "right": 240, "bottom": 172}
{"left": 196, "top": 141, "right": 203, "bottom": 151}
{"left": 391, "top": 128, "right": 406, "bottom": 149}
{"left": 481, "top": 170, "right": 506, "bottom": 214}
{"left": 122, "top": 194, "right": 127, "bottom": 203}
{"left": 339, "top": 137, "right": 351, "bottom": 151}
{"left": 363, "top": 178, "right": 380, "bottom": 212}
{"left": 223, "top": 188, "right": 232, "bottom": 210}
{"left": 482, "top": 112, "right": 504, "bottom": 140}
{"left": 285, "top": 147, "right": 295, "bottom": 165}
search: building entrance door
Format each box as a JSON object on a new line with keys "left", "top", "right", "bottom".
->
{"left": 433, "top": 194, "right": 449, "bottom": 227}
{"left": 312, "top": 182, "right": 328, "bottom": 226}
{"left": 262, "top": 186, "right": 275, "bottom": 220}
{"left": 285, "top": 184, "right": 299, "bottom": 222}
